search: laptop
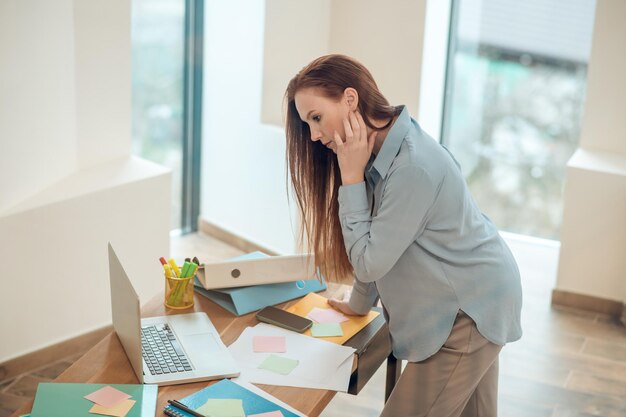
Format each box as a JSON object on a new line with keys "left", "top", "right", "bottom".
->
{"left": 108, "top": 243, "right": 240, "bottom": 386}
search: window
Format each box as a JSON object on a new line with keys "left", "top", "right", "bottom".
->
{"left": 131, "top": 0, "right": 202, "bottom": 233}
{"left": 441, "top": 0, "right": 596, "bottom": 239}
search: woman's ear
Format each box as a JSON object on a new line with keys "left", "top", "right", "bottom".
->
{"left": 344, "top": 87, "right": 359, "bottom": 111}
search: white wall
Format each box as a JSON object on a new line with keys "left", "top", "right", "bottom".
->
{"left": 0, "top": 0, "right": 130, "bottom": 213}
{"left": 577, "top": 1, "right": 626, "bottom": 154}
{"left": 0, "top": 158, "right": 170, "bottom": 362}
{"left": 555, "top": 0, "right": 626, "bottom": 302}
{"left": 329, "top": 0, "right": 427, "bottom": 118}
{"left": 74, "top": 0, "right": 131, "bottom": 169}
{"left": 202, "top": 0, "right": 312, "bottom": 255}
{"left": 0, "top": 0, "right": 77, "bottom": 213}
{"left": 260, "top": 0, "right": 331, "bottom": 127}
{"left": 557, "top": 151, "right": 626, "bottom": 300}
{"left": 419, "top": 0, "right": 452, "bottom": 141}
{"left": 202, "top": 0, "right": 429, "bottom": 255}
{"left": 0, "top": 0, "right": 170, "bottom": 362}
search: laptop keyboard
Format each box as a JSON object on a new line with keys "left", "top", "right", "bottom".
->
{"left": 141, "top": 323, "right": 193, "bottom": 375}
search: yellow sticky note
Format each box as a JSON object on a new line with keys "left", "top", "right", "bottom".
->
{"left": 89, "top": 399, "right": 136, "bottom": 417}
{"left": 196, "top": 399, "right": 245, "bottom": 417}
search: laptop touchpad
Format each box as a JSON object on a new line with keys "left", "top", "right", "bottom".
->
{"left": 183, "top": 332, "right": 221, "bottom": 357}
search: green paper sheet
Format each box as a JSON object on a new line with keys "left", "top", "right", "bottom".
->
{"left": 311, "top": 322, "right": 344, "bottom": 337}
{"left": 258, "top": 354, "right": 299, "bottom": 375}
{"left": 29, "top": 383, "right": 157, "bottom": 417}
{"left": 195, "top": 398, "right": 245, "bottom": 417}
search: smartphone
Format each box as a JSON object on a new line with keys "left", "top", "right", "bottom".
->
{"left": 256, "top": 306, "right": 313, "bottom": 333}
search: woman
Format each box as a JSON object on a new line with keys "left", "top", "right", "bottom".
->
{"left": 285, "top": 54, "right": 522, "bottom": 417}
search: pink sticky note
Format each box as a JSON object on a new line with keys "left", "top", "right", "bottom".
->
{"left": 84, "top": 386, "right": 131, "bottom": 408}
{"left": 248, "top": 411, "right": 285, "bottom": 417}
{"left": 307, "top": 307, "right": 348, "bottom": 324}
{"left": 253, "top": 336, "right": 286, "bottom": 353}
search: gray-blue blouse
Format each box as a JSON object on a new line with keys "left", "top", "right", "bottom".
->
{"left": 339, "top": 106, "right": 523, "bottom": 362}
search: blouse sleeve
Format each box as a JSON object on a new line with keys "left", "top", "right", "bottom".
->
{"left": 348, "top": 277, "right": 380, "bottom": 314}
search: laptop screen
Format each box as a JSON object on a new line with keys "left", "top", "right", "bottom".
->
{"left": 108, "top": 243, "right": 144, "bottom": 383}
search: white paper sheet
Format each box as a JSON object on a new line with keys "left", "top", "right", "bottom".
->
{"left": 229, "top": 323, "right": 355, "bottom": 391}
{"left": 234, "top": 353, "right": 354, "bottom": 392}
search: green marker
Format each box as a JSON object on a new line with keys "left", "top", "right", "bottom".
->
{"left": 187, "top": 263, "right": 199, "bottom": 277}
{"left": 180, "top": 261, "right": 191, "bottom": 278}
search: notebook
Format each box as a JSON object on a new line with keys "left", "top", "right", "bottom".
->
{"left": 30, "top": 383, "right": 157, "bottom": 417}
{"left": 163, "top": 379, "right": 300, "bottom": 417}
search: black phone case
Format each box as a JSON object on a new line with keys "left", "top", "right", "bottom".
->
{"left": 256, "top": 307, "right": 312, "bottom": 333}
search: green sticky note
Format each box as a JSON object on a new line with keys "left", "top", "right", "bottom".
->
{"left": 311, "top": 322, "right": 344, "bottom": 337}
{"left": 195, "top": 398, "right": 245, "bottom": 417}
{"left": 258, "top": 354, "right": 299, "bottom": 375}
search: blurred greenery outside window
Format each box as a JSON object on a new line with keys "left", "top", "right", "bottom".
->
{"left": 443, "top": 1, "right": 595, "bottom": 240}
{"left": 131, "top": 0, "right": 185, "bottom": 230}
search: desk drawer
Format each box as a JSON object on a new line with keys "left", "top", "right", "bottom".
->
{"left": 344, "top": 307, "right": 392, "bottom": 395}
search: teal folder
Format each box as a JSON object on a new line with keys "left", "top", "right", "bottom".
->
{"left": 30, "top": 383, "right": 158, "bottom": 417}
{"left": 194, "top": 252, "right": 326, "bottom": 316}
{"left": 163, "top": 378, "right": 300, "bottom": 417}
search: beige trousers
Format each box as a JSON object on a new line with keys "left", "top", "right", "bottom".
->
{"left": 380, "top": 312, "right": 502, "bottom": 417}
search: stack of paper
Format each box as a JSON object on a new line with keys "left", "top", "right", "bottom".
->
{"left": 228, "top": 323, "right": 356, "bottom": 391}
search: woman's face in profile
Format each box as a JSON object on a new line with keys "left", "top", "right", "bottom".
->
{"left": 294, "top": 87, "right": 350, "bottom": 154}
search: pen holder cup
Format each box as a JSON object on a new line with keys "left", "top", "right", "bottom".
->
{"left": 164, "top": 274, "right": 195, "bottom": 310}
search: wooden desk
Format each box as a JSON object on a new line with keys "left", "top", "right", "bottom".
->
{"left": 13, "top": 283, "right": 398, "bottom": 417}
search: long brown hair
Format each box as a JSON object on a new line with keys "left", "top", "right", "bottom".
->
{"left": 285, "top": 54, "right": 399, "bottom": 281}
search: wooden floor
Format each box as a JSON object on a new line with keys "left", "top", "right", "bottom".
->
{"left": 2, "top": 233, "right": 625, "bottom": 417}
